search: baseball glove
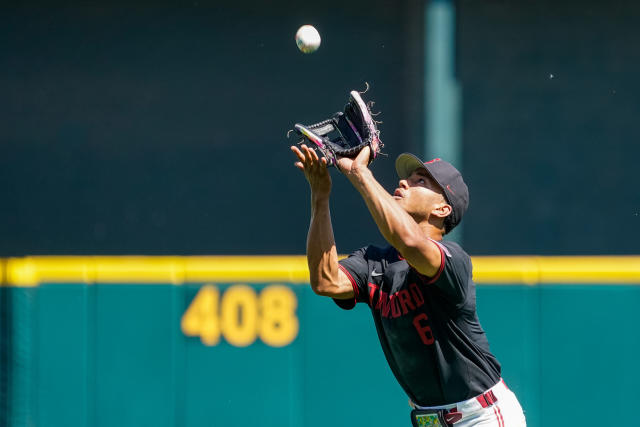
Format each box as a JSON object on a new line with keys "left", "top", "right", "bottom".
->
{"left": 289, "top": 87, "right": 383, "bottom": 167}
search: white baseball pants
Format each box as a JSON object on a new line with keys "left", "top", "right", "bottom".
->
{"left": 412, "top": 379, "right": 526, "bottom": 426}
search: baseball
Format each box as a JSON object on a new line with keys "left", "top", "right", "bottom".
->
{"left": 295, "top": 25, "right": 321, "bottom": 54}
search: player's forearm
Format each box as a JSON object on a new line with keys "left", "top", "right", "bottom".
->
{"left": 306, "top": 194, "right": 342, "bottom": 296}
{"left": 347, "top": 168, "right": 424, "bottom": 252}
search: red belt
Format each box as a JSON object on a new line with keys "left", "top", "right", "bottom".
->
{"left": 443, "top": 389, "right": 499, "bottom": 424}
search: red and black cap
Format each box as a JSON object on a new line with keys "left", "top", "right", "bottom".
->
{"left": 395, "top": 153, "right": 469, "bottom": 232}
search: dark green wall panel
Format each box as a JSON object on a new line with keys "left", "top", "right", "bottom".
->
{"left": 537, "top": 286, "right": 640, "bottom": 427}
{"left": 37, "top": 285, "right": 89, "bottom": 427}
{"left": 298, "top": 292, "right": 406, "bottom": 427}
{"left": 94, "top": 285, "right": 177, "bottom": 427}
{"left": 6, "top": 283, "right": 640, "bottom": 427}
{"left": 476, "top": 286, "right": 540, "bottom": 427}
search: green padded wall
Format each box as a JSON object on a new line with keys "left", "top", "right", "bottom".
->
{"left": 2, "top": 256, "right": 639, "bottom": 427}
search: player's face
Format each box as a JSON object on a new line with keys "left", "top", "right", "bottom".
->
{"left": 393, "top": 168, "right": 448, "bottom": 221}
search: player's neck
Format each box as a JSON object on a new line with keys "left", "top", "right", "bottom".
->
{"left": 419, "top": 221, "right": 444, "bottom": 242}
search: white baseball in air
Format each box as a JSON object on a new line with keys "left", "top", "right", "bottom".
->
{"left": 295, "top": 25, "right": 321, "bottom": 54}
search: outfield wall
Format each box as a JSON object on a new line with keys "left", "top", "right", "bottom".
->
{"left": 2, "top": 256, "right": 639, "bottom": 427}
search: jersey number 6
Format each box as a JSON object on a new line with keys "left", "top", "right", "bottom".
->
{"left": 412, "top": 313, "right": 435, "bottom": 345}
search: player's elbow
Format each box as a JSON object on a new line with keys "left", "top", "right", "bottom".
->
{"left": 313, "top": 287, "right": 335, "bottom": 297}
{"left": 308, "top": 265, "right": 353, "bottom": 298}
{"left": 311, "top": 279, "right": 338, "bottom": 297}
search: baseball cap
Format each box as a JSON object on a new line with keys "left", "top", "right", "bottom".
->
{"left": 395, "top": 153, "right": 469, "bottom": 232}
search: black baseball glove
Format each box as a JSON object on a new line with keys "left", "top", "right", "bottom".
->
{"left": 289, "top": 88, "right": 383, "bottom": 167}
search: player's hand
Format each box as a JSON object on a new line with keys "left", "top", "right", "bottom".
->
{"left": 336, "top": 145, "right": 371, "bottom": 178}
{"left": 291, "top": 144, "right": 332, "bottom": 197}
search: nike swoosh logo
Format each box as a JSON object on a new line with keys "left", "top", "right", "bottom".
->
{"left": 371, "top": 270, "right": 384, "bottom": 277}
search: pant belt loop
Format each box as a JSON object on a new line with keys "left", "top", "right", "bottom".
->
{"left": 476, "top": 393, "right": 488, "bottom": 408}
{"left": 476, "top": 389, "right": 498, "bottom": 409}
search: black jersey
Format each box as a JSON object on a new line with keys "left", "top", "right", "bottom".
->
{"left": 335, "top": 239, "right": 501, "bottom": 406}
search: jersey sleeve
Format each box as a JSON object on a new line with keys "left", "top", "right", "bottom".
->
{"left": 332, "top": 247, "right": 371, "bottom": 310}
{"left": 420, "top": 240, "right": 472, "bottom": 306}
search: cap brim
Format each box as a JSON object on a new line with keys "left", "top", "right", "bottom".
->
{"left": 395, "top": 153, "right": 428, "bottom": 180}
{"left": 395, "top": 153, "right": 450, "bottom": 202}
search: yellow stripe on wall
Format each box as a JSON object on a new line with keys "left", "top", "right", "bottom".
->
{"left": 3, "top": 255, "right": 640, "bottom": 287}
{"left": 472, "top": 256, "right": 640, "bottom": 285}
{"left": 5, "top": 256, "right": 311, "bottom": 287}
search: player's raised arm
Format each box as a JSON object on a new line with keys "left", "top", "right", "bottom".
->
{"left": 290, "top": 144, "right": 354, "bottom": 299}
{"left": 337, "top": 148, "right": 444, "bottom": 278}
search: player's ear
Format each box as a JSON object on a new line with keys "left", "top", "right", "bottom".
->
{"left": 432, "top": 203, "right": 452, "bottom": 219}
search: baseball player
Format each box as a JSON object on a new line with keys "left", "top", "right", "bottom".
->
{"left": 290, "top": 143, "right": 526, "bottom": 426}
